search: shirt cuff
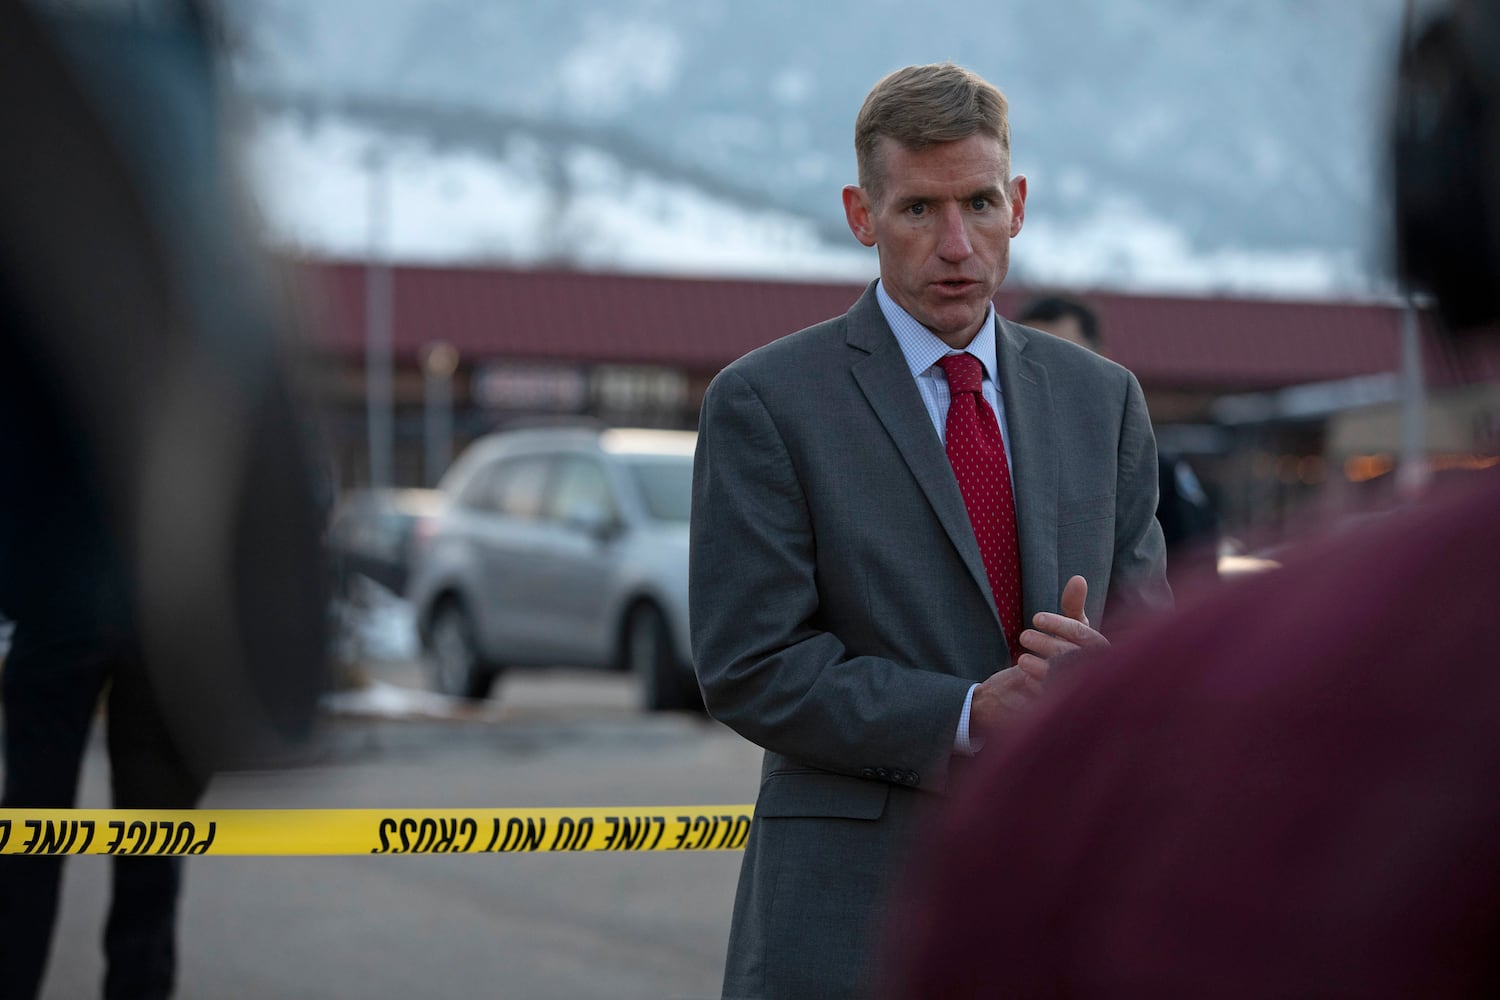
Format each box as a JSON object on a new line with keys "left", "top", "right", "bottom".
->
{"left": 953, "top": 683, "right": 986, "bottom": 756}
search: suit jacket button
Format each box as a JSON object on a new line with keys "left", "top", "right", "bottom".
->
{"left": 861, "top": 768, "right": 875, "bottom": 780}
{"left": 906, "top": 771, "right": 920, "bottom": 785}
{"left": 876, "top": 768, "right": 891, "bottom": 780}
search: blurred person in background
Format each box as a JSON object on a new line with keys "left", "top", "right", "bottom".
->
{"left": 690, "top": 62, "right": 1171, "bottom": 999}
{"left": 0, "top": 2, "right": 329, "bottom": 997}
{"left": 1018, "top": 293, "right": 1221, "bottom": 592}
{"left": 885, "top": 1, "right": 1500, "bottom": 996}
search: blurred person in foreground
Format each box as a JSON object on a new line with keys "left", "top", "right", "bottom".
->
{"left": 885, "top": 2, "right": 1500, "bottom": 996}
{"left": 0, "top": 2, "right": 329, "bottom": 997}
{"left": 690, "top": 62, "right": 1171, "bottom": 999}
{"left": 1018, "top": 293, "right": 1221, "bottom": 593}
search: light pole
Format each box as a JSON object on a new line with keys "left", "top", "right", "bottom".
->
{"left": 422, "top": 342, "right": 459, "bottom": 487}
{"left": 364, "top": 148, "right": 394, "bottom": 489}
{"left": 1395, "top": 0, "right": 1430, "bottom": 499}
{"left": 1396, "top": 296, "right": 1430, "bottom": 497}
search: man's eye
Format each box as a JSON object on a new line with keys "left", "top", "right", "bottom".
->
{"left": 970, "top": 197, "right": 990, "bottom": 211}
{"left": 908, "top": 203, "right": 926, "bottom": 217}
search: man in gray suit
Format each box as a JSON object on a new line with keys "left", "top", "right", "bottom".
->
{"left": 690, "top": 62, "right": 1170, "bottom": 999}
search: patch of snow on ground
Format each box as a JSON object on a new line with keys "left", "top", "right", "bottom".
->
{"left": 320, "top": 678, "right": 468, "bottom": 719}
{"left": 332, "top": 575, "right": 420, "bottom": 665}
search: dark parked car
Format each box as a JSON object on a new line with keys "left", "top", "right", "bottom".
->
{"left": 327, "top": 487, "right": 445, "bottom": 596}
{"left": 406, "top": 427, "right": 699, "bottom": 711}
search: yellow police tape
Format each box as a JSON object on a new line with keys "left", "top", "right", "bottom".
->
{"left": 0, "top": 806, "right": 755, "bottom": 857}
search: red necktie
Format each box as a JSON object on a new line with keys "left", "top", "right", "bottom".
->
{"left": 937, "top": 352, "right": 1023, "bottom": 659}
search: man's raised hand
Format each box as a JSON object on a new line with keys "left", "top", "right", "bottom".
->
{"left": 1017, "top": 575, "right": 1110, "bottom": 672}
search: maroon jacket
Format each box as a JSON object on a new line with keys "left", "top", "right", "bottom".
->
{"left": 886, "top": 469, "right": 1500, "bottom": 998}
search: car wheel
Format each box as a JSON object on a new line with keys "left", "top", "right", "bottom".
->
{"left": 427, "top": 601, "right": 497, "bottom": 701}
{"left": 627, "top": 603, "right": 698, "bottom": 712}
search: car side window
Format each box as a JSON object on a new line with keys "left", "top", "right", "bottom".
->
{"left": 455, "top": 455, "right": 554, "bottom": 517}
{"left": 455, "top": 465, "right": 500, "bottom": 511}
{"left": 547, "top": 456, "right": 618, "bottom": 526}
{"left": 493, "top": 455, "right": 554, "bottom": 519}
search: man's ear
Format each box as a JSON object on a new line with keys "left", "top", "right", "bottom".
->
{"left": 843, "top": 185, "right": 878, "bottom": 247}
{"left": 1008, "top": 174, "right": 1027, "bottom": 237}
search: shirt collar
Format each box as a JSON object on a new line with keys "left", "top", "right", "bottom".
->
{"left": 876, "top": 279, "right": 999, "bottom": 383}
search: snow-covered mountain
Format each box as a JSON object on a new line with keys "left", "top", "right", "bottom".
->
{"left": 223, "top": 0, "right": 1409, "bottom": 297}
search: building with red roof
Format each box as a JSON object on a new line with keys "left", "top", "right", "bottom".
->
{"left": 295, "top": 259, "right": 1500, "bottom": 535}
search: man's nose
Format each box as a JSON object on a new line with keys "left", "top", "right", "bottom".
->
{"left": 936, "top": 205, "right": 973, "bottom": 262}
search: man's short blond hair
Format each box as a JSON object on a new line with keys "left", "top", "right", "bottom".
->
{"left": 854, "top": 62, "right": 1011, "bottom": 203}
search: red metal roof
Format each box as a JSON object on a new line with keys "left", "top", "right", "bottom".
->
{"left": 297, "top": 259, "right": 1500, "bottom": 391}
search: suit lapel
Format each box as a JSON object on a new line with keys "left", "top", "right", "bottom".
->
{"left": 996, "top": 317, "right": 1060, "bottom": 621}
{"left": 845, "top": 285, "right": 999, "bottom": 623}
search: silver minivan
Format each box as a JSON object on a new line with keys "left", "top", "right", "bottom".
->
{"left": 406, "top": 426, "right": 699, "bottom": 711}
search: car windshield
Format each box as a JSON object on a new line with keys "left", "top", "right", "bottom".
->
{"left": 625, "top": 457, "right": 693, "bottom": 522}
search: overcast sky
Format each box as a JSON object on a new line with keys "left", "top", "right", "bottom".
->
{"left": 225, "top": 0, "right": 1411, "bottom": 299}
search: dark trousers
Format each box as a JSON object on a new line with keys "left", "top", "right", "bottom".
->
{"left": 0, "top": 624, "right": 207, "bottom": 1000}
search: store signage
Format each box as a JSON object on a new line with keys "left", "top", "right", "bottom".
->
{"left": 472, "top": 363, "right": 588, "bottom": 411}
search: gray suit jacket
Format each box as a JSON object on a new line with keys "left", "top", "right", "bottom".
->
{"left": 690, "top": 282, "right": 1170, "bottom": 999}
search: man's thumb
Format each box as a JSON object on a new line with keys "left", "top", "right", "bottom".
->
{"left": 1061, "top": 575, "right": 1089, "bottom": 624}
